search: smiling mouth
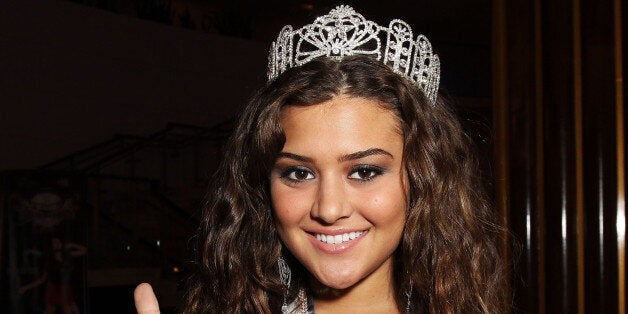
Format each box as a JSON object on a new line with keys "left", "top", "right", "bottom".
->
{"left": 315, "top": 231, "right": 366, "bottom": 244}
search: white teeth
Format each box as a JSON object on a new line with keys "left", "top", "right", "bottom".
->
{"left": 334, "top": 235, "right": 342, "bottom": 243}
{"left": 315, "top": 231, "right": 365, "bottom": 244}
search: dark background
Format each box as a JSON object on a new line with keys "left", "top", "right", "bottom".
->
{"left": 0, "top": 0, "right": 491, "bottom": 171}
{"left": 2, "top": 0, "right": 626, "bottom": 313}
{"left": 1, "top": 1, "right": 493, "bottom": 312}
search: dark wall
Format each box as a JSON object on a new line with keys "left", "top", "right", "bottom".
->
{"left": 0, "top": 0, "right": 267, "bottom": 170}
{"left": 493, "top": 0, "right": 626, "bottom": 311}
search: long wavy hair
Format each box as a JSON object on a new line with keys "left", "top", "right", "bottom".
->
{"left": 183, "top": 55, "right": 507, "bottom": 313}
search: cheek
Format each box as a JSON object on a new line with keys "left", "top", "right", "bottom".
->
{"left": 360, "top": 184, "right": 407, "bottom": 225}
{"left": 270, "top": 183, "right": 308, "bottom": 229}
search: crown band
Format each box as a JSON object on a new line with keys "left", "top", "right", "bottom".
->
{"left": 267, "top": 5, "right": 441, "bottom": 103}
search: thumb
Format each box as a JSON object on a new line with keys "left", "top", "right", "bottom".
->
{"left": 134, "top": 283, "right": 160, "bottom": 314}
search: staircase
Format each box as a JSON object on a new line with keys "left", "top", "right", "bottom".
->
{"left": 2, "top": 121, "right": 234, "bottom": 313}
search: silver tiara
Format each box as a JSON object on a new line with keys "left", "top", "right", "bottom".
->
{"left": 267, "top": 5, "right": 441, "bottom": 102}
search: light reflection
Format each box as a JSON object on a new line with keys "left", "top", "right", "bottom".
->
{"left": 562, "top": 210, "right": 567, "bottom": 240}
{"left": 526, "top": 207, "right": 532, "bottom": 249}
{"left": 617, "top": 195, "right": 625, "bottom": 242}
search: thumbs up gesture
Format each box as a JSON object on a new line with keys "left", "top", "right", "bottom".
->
{"left": 134, "top": 283, "right": 161, "bottom": 314}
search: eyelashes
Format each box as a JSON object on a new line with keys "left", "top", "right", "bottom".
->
{"left": 348, "top": 165, "right": 385, "bottom": 181}
{"left": 278, "top": 165, "right": 385, "bottom": 183}
{"left": 279, "top": 166, "right": 314, "bottom": 182}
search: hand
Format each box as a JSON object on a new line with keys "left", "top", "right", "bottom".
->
{"left": 134, "top": 283, "right": 160, "bottom": 314}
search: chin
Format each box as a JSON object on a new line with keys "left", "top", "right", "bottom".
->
{"left": 321, "top": 279, "right": 354, "bottom": 290}
{"left": 313, "top": 269, "right": 361, "bottom": 290}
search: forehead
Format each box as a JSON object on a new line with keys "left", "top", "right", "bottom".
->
{"left": 279, "top": 95, "right": 403, "bottom": 154}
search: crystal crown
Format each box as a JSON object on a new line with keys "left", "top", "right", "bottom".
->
{"left": 267, "top": 5, "right": 441, "bottom": 102}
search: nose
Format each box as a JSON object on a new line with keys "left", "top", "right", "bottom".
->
{"left": 311, "top": 174, "right": 352, "bottom": 224}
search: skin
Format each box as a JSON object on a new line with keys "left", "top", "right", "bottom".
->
{"left": 134, "top": 283, "right": 160, "bottom": 314}
{"left": 134, "top": 95, "right": 409, "bottom": 313}
{"left": 271, "top": 94, "right": 408, "bottom": 312}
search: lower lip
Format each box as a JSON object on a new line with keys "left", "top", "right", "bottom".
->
{"left": 307, "top": 231, "right": 368, "bottom": 254}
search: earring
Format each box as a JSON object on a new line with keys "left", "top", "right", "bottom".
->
{"left": 278, "top": 256, "right": 292, "bottom": 313}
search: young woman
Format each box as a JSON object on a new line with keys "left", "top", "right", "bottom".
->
{"left": 135, "top": 6, "right": 507, "bottom": 313}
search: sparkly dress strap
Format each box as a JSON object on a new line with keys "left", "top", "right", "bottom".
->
{"left": 283, "top": 288, "right": 314, "bottom": 314}
{"left": 305, "top": 290, "right": 315, "bottom": 314}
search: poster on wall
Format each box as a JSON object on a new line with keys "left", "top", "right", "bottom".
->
{"left": 3, "top": 171, "right": 88, "bottom": 314}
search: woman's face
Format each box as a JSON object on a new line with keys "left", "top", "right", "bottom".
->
{"left": 270, "top": 94, "right": 408, "bottom": 290}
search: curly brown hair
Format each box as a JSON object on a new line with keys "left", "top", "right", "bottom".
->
{"left": 182, "top": 55, "right": 508, "bottom": 313}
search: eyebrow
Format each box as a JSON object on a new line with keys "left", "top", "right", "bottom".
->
{"left": 276, "top": 152, "right": 313, "bottom": 163}
{"left": 338, "top": 148, "right": 394, "bottom": 162}
{"left": 276, "top": 148, "right": 394, "bottom": 163}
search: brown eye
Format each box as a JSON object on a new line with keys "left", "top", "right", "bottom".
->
{"left": 357, "top": 169, "right": 373, "bottom": 179}
{"left": 281, "top": 167, "right": 315, "bottom": 182}
{"left": 294, "top": 169, "right": 310, "bottom": 180}
{"left": 348, "top": 165, "right": 384, "bottom": 181}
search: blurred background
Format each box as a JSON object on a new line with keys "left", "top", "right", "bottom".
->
{"left": 0, "top": 0, "right": 624, "bottom": 313}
